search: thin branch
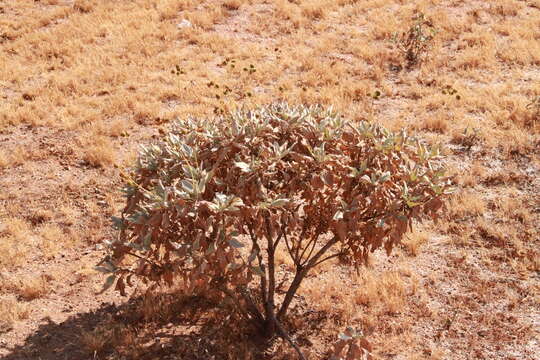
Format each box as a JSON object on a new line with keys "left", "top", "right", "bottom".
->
{"left": 273, "top": 231, "right": 284, "bottom": 249}
{"left": 276, "top": 275, "right": 289, "bottom": 293}
{"left": 247, "top": 224, "right": 268, "bottom": 310}
{"left": 238, "top": 287, "right": 265, "bottom": 324}
{"left": 275, "top": 318, "right": 306, "bottom": 360}
{"left": 124, "top": 251, "right": 163, "bottom": 269}
{"left": 299, "top": 229, "right": 321, "bottom": 267}
{"left": 311, "top": 251, "right": 346, "bottom": 268}
{"left": 218, "top": 284, "right": 259, "bottom": 325}
{"left": 264, "top": 214, "right": 277, "bottom": 333}
{"left": 278, "top": 235, "right": 338, "bottom": 319}
{"left": 273, "top": 212, "right": 288, "bottom": 249}
{"left": 293, "top": 202, "right": 311, "bottom": 262}
{"left": 305, "top": 235, "right": 339, "bottom": 269}
{"left": 297, "top": 234, "right": 316, "bottom": 266}
{"left": 277, "top": 266, "right": 306, "bottom": 319}
{"left": 282, "top": 231, "right": 294, "bottom": 261}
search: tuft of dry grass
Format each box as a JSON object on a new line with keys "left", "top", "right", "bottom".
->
{"left": 222, "top": 0, "right": 241, "bottom": 11}
{"left": 38, "top": 223, "right": 71, "bottom": 258}
{"left": 0, "top": 295, "right": 30, "bottom": 333}
{"left": 80, "top": 325, "right": 113, "bottom": 356}
{"left": 0, "top": 147, "right": 39, "bottom": 169}
{"left": 402, "top": 228, "right": 430, "bottom": 257}
{"left": 0, "top": 218, "right": 32, "bottom": 268}
{"left": 0, "top": 216, "right": 78, "bottom": 270}
{"left": 301, "top": 271, "right": 356, "bottom": 323}
{"left": 447, "top": 191, "right": 487, "bottom": 219}
{"left": 354, "top": 270, "right": 408, "bottom": 315}
{"left": 73, "top": 0, "right": 93, "bottom": 13}
{"left": 82, "top": 136, "right": 116, "bottom": 167}
{"left": 2, "top": 275, "right": 51, "bottom": 301}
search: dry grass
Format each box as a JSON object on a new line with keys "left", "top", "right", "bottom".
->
{"left": 0, "top": 296, "right": 30, "bottom": 333}
{"left": 0, "top": 217, "right": 74, "bottom": 269}
{"left": 0, "top": 218, "right": 33, "bottom": 268}
{"left": 0, "top": 0, "right": 539, "bottom": 358}
{"left": 81, "top": 136, "right": 116, "bottom": 167}
{"left": 353, "top": 270, "right": 408, "bottom": 315}
{"left": 0, "top": 147, "right": 31, "bottom": 168}
{"left": 38, "top": 223, "right": 72, "bottom": 258}
{"left": 447, "top": 191, "right": 487, "bottom": 219}
{"left": 402, "top": 227, "right": 431, "bottom": 257}
{"left": 2, "top": 275, "right": 51, "bottom": 301}
{"left": 79, "top": 325, "right": 113, "bottom": 355}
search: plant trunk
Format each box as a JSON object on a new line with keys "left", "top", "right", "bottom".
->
{"left": 259, "top": 312, "right": 305, "bottom": 360}
{"left": 278, "top": 236, "right": 339, "bottom": 319}
{"left": 277, "top": 267, "right": 307, "bottom": 320}
{"left": 263, "top": 315, "right": 277, "bottom": 338}
{"left": 263, "top": 215, "right": 278, "bottom": 337}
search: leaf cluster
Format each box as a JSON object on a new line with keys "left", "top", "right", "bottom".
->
{"left": 329, "top": 327, "right": 373, "bottom": 360}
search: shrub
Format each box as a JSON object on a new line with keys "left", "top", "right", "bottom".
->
{"left": 455, "top": 126, "right": 481, "bottom": 152}
{"left": 98, "top": 103, "right": 451, "bottom": 356}
{"left": 392, "top": 12, "right": 437, "bottom": 69}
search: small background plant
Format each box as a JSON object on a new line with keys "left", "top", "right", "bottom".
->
{"left": 442, "top": 85, "right": 461, "bottom": 101}
{"left": 391, "top": 12, "right": 437, "bottom": 69}
{"left": 171, "top": 57, "right": 259, "bottom": 117}
{"left": 453, "top": 126, "right": 481, "bottom": 152}
{"left": 526, "top": 95, "right": 540, "bottom": 129}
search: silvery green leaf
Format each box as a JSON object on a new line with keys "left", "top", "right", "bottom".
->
{"left": 111, "top": 216, "right": 125, "bottom": 230}
{"left": 182, "top": 165, "right": 193, "bottom": 177}
{"left": 181, "top": 179, "right": 194, "bottom": 193}
{"left": 95, "top": 266, "right": 113, "bottom": 274}
{"left": 247, "top": 249, "right": 258, "bottom": 263}
{"left": 155, "top": 180, "right": 166, "bottom": 197}
{"left": 230, "top": 262, "right": 244, "bottom": 270}
{"left": 128, "top": 242, "right": 143, "bottom": 251}
{"left": 181, "top": 143, "right": 193, "bottom": 156}
{"left": 251, "top": 266, "right": 265, "bottom": 276}
{"left": 379, "top": 171, "right": 390, "bottom": 182}
{"left": 98, "top": 260, "right": 116, "bottom": 272}
{"left": 333, "top": 210, "right": 344, "bottom": 221}
{"left": 229, "top": 197, "right": 245, "bottom": 207}
{"left": 270, "top": 198, "right": 289, "bottom": 207}
{"left": 396, "top": 214, "right": 408, "bottom": 222}
{"left": 228, "top": 238, "right": 244, "bottom": 248}
{"left": 215, "top": 193, "right": 227, "bottom": 203}
{"left": 143, "top": 233, "right": 152, "bottom": 250}
{"left": 100, "top": 274, "right": 116, "bottom": 293}
{"left": 198, "top": 178, "right": 206, "bottom": 194}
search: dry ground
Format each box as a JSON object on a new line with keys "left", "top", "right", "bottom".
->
{"left": 0, "top": 0, "right": 539, "bottom": 359}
